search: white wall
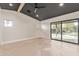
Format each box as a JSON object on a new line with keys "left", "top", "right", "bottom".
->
{"left": 0, "top": 9, "right": 41, "bottom": 44}
{"left": 41, "top": 11, "right": 79, "bottom": 39}
{"left": 0, "top": 9, "right": 3, "bottom": 43}
{"left": 2, "top": 8, "right": 79, "bottom": 43}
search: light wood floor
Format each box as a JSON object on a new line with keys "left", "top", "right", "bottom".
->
{"left": 1, "top": 38, "right": 79, "bottom": 56}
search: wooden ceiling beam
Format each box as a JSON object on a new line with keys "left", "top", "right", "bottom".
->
{"left": 17, "top": 3, "right": 25, "bottom": 12}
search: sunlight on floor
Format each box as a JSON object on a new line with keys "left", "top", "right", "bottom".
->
{"left": 0, "top": 38, "right": 79, "bottom": 56}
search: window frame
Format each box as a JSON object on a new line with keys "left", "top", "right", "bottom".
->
{"left": 50, "top": 18, "right": 79, "bottom": 44}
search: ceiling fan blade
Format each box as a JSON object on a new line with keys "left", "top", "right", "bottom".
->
{"left": 34, "top": 3, "right": 46, "bottom": 8}
{"left": 36, "top": 6, "right": 46, "bottom": 8}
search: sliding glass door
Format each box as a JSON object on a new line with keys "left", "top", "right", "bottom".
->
{"left": 62, "top": 20, "right": 78, "bottom": 43}
{"left": 51, "top": 19, "right": 78, "bottom": 44}
{"left": 51, "top": 22, "right": 61, "bottom": 40}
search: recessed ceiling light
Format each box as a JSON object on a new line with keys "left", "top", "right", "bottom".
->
{"left": 9, "top": 3, "right": 13, "bottom": 7}
{"left": 59, "top": 3, "right": 64, "bottom": 6}
{"left": 36, "top": 14, "right": 39, "bottom": 17}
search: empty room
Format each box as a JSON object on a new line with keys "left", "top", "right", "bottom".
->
{"left": 1, "top": 3, "right": 79, "bottom": 56}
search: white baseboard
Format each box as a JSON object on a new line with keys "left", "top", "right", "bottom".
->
{"left": 1, "top": 36, "right": 42, "bottom": 45}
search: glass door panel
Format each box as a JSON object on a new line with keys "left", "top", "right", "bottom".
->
{"left": 51, "top": 22, "right": 61, "bottom": 40}
{"left": 62, "top": 20, "right": 78, "bottom": 43}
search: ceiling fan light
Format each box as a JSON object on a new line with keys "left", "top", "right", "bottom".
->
{"left": 36, "top": 14, "right": 39, "bottom": 17}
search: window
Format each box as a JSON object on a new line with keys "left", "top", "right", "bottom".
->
{"left": 62, "top": 20, "right": 78, "bottom": 43}
{"left": 51, "top": 22, "right": 61, "bottom": 40}
{"left": 51, "top": 19, "right": 78, "bottom": 44}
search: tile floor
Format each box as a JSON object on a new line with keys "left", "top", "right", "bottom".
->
{"left": 1, "top": 38, "right": 79, "bottom": 56}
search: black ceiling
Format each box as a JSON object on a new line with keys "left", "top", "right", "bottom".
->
{"left": 1, "top": 3, "right": 79, "bottom": 21}
{"left": 0, "top": 3, "right": 20, "bottom": 11}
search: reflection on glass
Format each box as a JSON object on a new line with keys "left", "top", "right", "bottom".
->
{"left": 51, "top": 22, "right": 61, "bottom": 40}
{"left": 4, "top": 20, "right": 13, "bottom": 27}
{"left": 62, "top": 20, "right": 78, "bottom": 43}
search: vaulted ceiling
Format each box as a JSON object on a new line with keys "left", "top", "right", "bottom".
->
{"left": 0, "top": 3, "right": 79, "bottom": 21}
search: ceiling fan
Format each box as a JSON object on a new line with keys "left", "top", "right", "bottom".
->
{"left": 34, "top": 3, "right": 46, "bottom": 8}
{"left": 34, "top": 3, "right": 46, "bottom": 13}
{"left": 34, "top": 3, "right": 46, "bottom": 17}
{"left": 27, "top": 3, "right": 46, "bottom": 17}
{"left": 27, "top": 3, "right": 46, "bottom": 13}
